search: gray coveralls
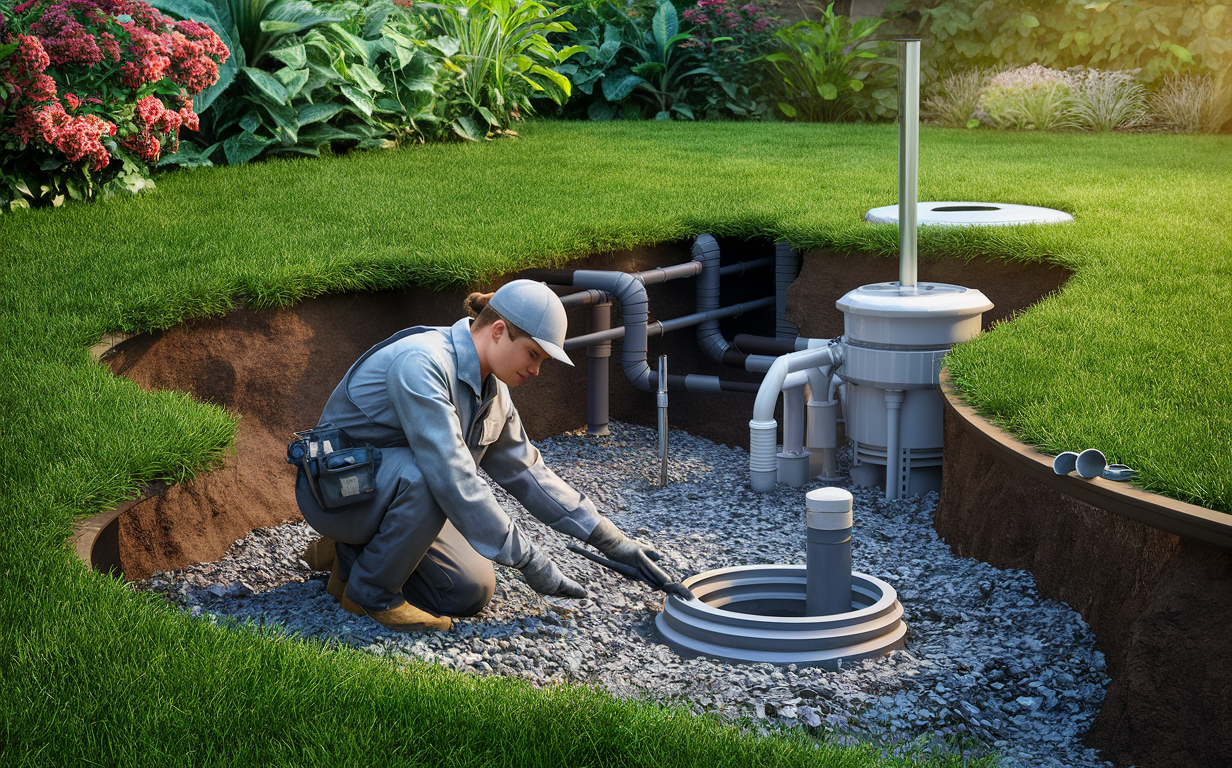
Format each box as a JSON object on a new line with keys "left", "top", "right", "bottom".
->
{"left": 296, "top": 318, "right": 602, "bottom": 616}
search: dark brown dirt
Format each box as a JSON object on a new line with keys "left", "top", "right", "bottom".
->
{"left": 938, "top": 399, "right": 1232, "bottom": 768}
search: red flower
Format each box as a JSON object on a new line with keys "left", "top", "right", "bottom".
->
{"left": 133, "top": 93, "right": 164, "bottom": 129}
{"left": 122, "top": 132, "right": 160, "bottom": 162}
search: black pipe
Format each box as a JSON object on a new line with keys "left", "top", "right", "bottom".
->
{"left": 733, "top": 334, "right": 797, "bottom": 356}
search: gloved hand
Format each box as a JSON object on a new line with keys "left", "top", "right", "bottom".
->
{"left": 585, "top": 518, "right": 670, "bottom": 587}
{"left": 519, "top": 549, "right": 587, "bottom": 599}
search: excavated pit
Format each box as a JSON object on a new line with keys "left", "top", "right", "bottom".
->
{"left": 82, "top": 242, "right": 1232, "bottom": 768}
{"left": 100, "top": 241, "right": 1068, "bottom": 580}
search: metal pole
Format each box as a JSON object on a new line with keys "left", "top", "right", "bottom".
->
{"left": 897, "top": 38, "right": 920, "bottom": 291}
{"left": 657, "top": 355, "right": 669, "bottom": 487}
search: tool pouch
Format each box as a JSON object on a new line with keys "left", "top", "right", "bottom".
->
{"left": 287, "top": 426, "right": 381, "bottom": 509}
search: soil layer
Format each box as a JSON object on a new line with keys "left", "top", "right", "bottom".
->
{"left": 937, "top": 399, "right": 1232, "bottom": 768}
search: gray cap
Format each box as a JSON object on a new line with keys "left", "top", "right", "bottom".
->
{"left": 488, "top": 279, "right": 573, "bottom": 366}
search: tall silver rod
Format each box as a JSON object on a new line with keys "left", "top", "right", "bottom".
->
{"left": 897, "top": 38, "right": 920, "bottom": 291}
{"left": 657, "top": 355, "right": 669, "bottom": 487}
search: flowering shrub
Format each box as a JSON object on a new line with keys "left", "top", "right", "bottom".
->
{"left": 0, "top": 0, "right": 228, "bottom": 209}
{"left": 680, "top": 0, "right": 781, "bottom": 117}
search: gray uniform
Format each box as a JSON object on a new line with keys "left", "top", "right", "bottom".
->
{"left": 296, "top": 318, "right": 603, "bottom": 615}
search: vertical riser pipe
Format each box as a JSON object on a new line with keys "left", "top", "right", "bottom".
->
{"left": 806, "top": 488, "right": 854, "bottom": 616}
{"left": 587, "top": 302, "right": 612, "bottom": 436}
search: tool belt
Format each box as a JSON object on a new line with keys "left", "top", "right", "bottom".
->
{"left": 287, "top": 425, "right": 381, "bottom": 509}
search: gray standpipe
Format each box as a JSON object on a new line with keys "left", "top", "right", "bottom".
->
{"left": 805, "top": 487, "right": 853, "bottom": 616}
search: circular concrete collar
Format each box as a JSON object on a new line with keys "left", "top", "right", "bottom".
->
{"left": 865, "top": 202, "right": 1073, "bottom": 227}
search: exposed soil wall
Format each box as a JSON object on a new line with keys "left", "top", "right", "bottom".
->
{"left": 937, "top": 399, "right": 1232, "bottom": 768}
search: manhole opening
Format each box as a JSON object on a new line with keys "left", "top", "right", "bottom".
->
{"left": 931, "top": 205, "right": 1002, "bottom": 212}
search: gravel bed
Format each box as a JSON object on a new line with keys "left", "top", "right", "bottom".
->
{"left": 138, "top": 420, "right": 1112, "bottom": 767}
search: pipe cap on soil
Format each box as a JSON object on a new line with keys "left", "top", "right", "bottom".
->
{"left": 490, "top": 279, "right": 573, "bottom": 366}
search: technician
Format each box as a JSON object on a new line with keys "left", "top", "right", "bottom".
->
{"left": 294, "top": 280, "right": 668, "bottom": 633}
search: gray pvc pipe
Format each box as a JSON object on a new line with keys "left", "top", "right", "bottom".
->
{"left": 693, "top": 234, "right": 729, "bottom": 365}
{"left": 775, "top": 241, "right": 800, "bottom": 340}
{"left": 571, "top": 268, "right": 764, "bottom": 394}
{"left": 884, "top": 389, "right": 904, "bottom": 500}
{"left": 587, "top": 302, "right": 612, "bottom": 436}
{"left": 806, "top": 487, "right": 854, "bottom": 616}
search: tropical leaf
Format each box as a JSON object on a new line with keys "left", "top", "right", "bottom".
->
{"left": 243, "top": 66, "right": 290, "bottom": 104}
{"left": 602, "top": 73, "right": 644, "bottom": 102}
{"left": 223, "top": 130, "right": 271, "bottom": 164}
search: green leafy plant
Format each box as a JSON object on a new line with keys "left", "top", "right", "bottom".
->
{"left": 171, "top": 1, "right": 452, "bottom": 165}
{"left": 758, "top": 2, "right": 893, "bottom": 122}
{"left": 604, "top": 0, "right": 710, "bottom": 120}
{"left": 886, "top": 0, "right": 1231, "bottom": 86}
{"left": 148, "top": 0, "right": 345, "bottom": 114}
{"left": 421, "top": 0, "right": 582, "bottom": 138}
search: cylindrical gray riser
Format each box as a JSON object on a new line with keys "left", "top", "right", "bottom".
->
{"left": 807, "top": 526, "right": 852, "bottom": 616}
{"left": 656, "top": 613, "right": 907, "bottom": 667}
{"left": 658, "top": 603, "right": 904, "bottom": 653}
{"left": 656, "top": 566, "right": 907, "bottom": 667}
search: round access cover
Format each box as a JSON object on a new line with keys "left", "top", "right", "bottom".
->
{"left": 865, "top": 202, "right": 1073, "bottom": 226}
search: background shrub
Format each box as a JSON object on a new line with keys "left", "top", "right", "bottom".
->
{"left": 0, "top": 0, "right": 227, "bottom": 208}
{"left": 1149, "top": 70, "right": 1230, "bottom": 132}
{"left": 887, "top": 0, "right": 1231, "bottom": 85}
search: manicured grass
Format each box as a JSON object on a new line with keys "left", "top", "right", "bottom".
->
{"left": 1, "top": 120, "right": 1228, "bottom": 765}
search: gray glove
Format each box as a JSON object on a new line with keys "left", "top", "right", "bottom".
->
{"left": 519, "top": 549, "right": 587, "bottom": 599}
{"left": 586, "top": 518, "right": 670, "bottom": 587}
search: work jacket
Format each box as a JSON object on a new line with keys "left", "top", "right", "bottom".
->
{"left": 314, "top": 318, "right": 602, "bottom": 569}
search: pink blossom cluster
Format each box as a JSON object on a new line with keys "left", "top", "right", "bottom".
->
{"left": 1, "top": 0, "right": 228, "bottom": 172}
{"left": 29, "top": 99, "right": 116, "bottom": 169}
{"left": 683, "top": 0, "right": 775, "bottom": 45}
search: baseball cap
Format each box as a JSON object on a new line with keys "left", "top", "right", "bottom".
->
{"left": 488, "top": 280, "right": 574, "bottom": 366}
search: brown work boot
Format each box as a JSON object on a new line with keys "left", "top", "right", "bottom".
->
{"left": 362, "top": 602, "right": 451, "bottom": 633}
{"left": 303, "top": 537, "right": 336, "bottom": 571}
{"left": 326, "top": 561, "right": 363, "bottom": 616}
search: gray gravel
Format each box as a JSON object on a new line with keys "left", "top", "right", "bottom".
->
{"left": 138, "top": 420, "right": 1113, "bottom": 768}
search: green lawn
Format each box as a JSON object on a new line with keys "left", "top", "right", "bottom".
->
{"left": 1, "top": 120, "right": 1228, "bottom": 765}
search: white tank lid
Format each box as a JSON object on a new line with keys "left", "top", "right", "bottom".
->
{"left": 836, "top": 282, "right": 993, "bottom": 319}
{"left": 865, "top": 201, "right": 1073, "bottom": 227}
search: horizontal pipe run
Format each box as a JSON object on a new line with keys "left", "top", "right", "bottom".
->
{"left": 638, "top": 261, "right": 703, "bottom": 286}
{"left": 733, "top": 334, "right": 796, "bottom": 356}
{"left": 718, "top": 256, "right": 774, "bottom": 277}
{"left": 559, "top": 289, "right": 612, "bottom": 308}
{"left": 562, "top": 296, "right": 775, "bottom": 351}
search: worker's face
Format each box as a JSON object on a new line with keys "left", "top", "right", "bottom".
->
{"left": 488, "top": 321, "right": 545, "bottom": 388}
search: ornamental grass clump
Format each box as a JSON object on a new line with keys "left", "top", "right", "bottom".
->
{"left": 0, "top": 0, "right": 228, "bottom": 209}
{"left": 922, "top": 66, "right": 995, "bottom": 128}
{"left": 976, "top": 63, "right": 1073, "bottom": 131}
{"left": 1150, "top": 72, "right": 1232, "bottom": 134}
{"left": 1067, "top": 67, "right": 1148, "bottom": 132}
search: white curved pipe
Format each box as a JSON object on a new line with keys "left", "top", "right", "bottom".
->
{"left": 749, "top": 344, "right": 843, "bottom": 492}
